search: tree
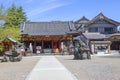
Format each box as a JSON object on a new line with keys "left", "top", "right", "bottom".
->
{"left": 0, "top": 4, "right": 22, "bottom": 41}
{"left": 0, "top": 4, "right": 27, "bottom": 41}
{"left": 17, "top": 6, "right": 27, "bottom": 22}
{"left": 0, "top": 26, "right": 21, "bottom": 41}
{"left": 5, "top": 4, "right": 27, "bottom": 27}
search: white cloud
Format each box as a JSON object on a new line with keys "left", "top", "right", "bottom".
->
{"left": 27, "top": 3, "right": 65, "bottom": 17}
{"left": 1, "top": 0, "right": 71, "bottom": 21}
{"left": 26, "top": 0, "right": 70, "bottom": 19}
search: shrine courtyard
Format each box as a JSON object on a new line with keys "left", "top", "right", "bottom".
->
{"left": 0, "top": 54, "right": 120, "bottom": 80}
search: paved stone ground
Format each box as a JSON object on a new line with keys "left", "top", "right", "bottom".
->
{"left": 0, "top": 54, "right": 120, "bottom": 80}
{"left": 56, "top": 55, "right": 120, "bottom": 80}
{"left": 0, "top": 56, "right": 40, "bottom": 80}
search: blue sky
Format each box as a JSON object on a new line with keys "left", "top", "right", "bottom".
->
{"left": 0, "top": 0, "right": 120, "bottom": 22}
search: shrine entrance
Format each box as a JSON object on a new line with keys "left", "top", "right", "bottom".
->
{"left": 44, "top": 41, "right": 52, "bottom": 54}
{"left": 44, "top": 41, "right": 52, "bottom": 49}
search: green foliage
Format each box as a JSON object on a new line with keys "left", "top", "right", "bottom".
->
{"left": 0, "top": 45, "right": 4, "bottom": 52}
{"left": 5, "top": 4, "right": 27, "bottom": 27}
{"left": 0, "top": 4, "right": 27, "bottom": 41}
{"left": 0, "top": 26, "right": 21, "bottom": 41}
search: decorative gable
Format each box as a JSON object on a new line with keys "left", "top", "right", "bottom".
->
{"left": 87, "top": 13, "right": 120, "bottom": 26}
{"left": 94, "top": 19, "right": 111, "bottom": 24}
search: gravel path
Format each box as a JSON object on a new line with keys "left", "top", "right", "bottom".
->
{"left": 0, "top": 56, "right": 40, "bottom": 80}
{"left": 56, "top": 55, "right": 120, "bottom": 80}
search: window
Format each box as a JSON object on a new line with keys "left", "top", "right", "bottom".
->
{"left": 104, "top": 28, "right": 113, "bottom": 33}
{"left": 89, "top": 27, "right": 98, "bottom": 32}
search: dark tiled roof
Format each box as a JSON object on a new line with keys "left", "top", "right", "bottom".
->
{"left": 83, "top": 32, "right": 107, "bottom": 39}
{"left": 20, "top": 21, "right": 77, "bottom": 36}
{"left": 87, "top": 13, "right": 120, "bottom": 26}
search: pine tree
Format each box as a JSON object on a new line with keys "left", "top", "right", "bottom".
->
{"left": 6, "top": 4, "right": 27, "bottom": 27}
{"left": 0, "top": 4, "right": 27, "bottom": 41}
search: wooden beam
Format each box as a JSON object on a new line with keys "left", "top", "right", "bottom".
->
{"left": 23, "top": 35, "right": 73, "bottom": 41}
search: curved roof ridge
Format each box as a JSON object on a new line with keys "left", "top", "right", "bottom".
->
{"left": 87, "top": 13, "right": 120, "bottom": 26}
{"left": 75, "top": 16, "right": 89, "bottom": 23}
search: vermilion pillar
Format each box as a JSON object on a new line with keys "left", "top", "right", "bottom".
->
{"left": 42, "top": 40, "right": 44, "bottom": 53}
{"left": 52, "top": 40, "right": 54, "bottom": 53}
{"left": 34, "top": 38, "right": 36, "bottom": 53}
{"left": 59, "top": 41, "right": 62, "bottom": 53}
